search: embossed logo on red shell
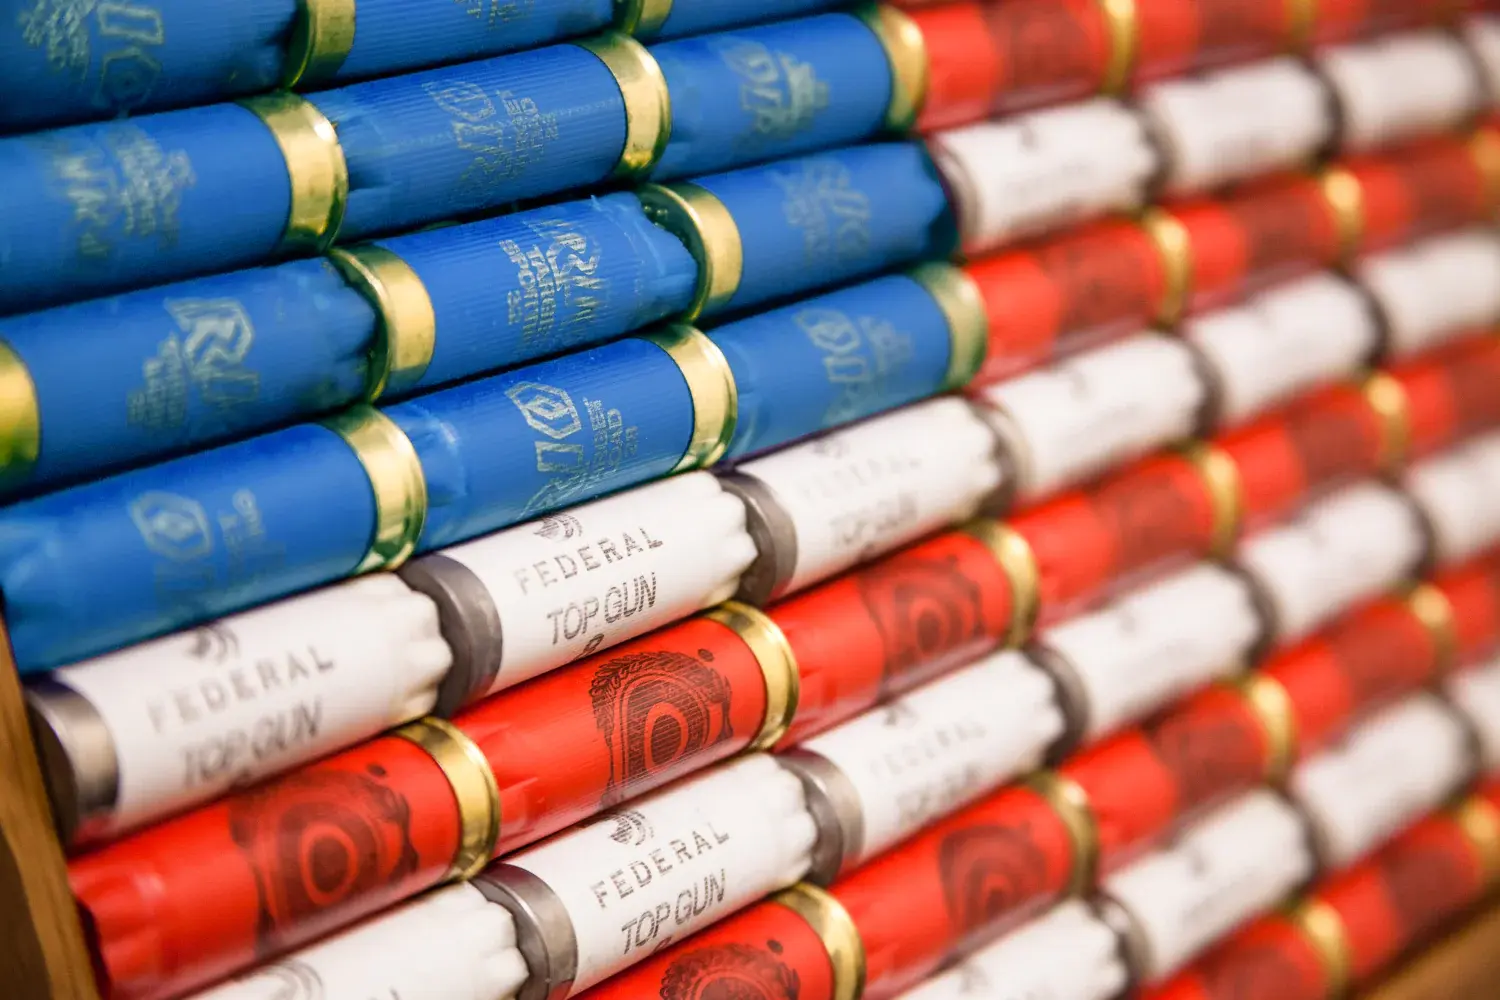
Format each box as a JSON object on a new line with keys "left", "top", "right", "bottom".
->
{"left": 228, "top": 766, "right": 420, "bottom": 949}
{"left": 659, "top": 940, "right": 801, "bottom": 1000}
{"left": 1200, "top": 940, "right": 1312, "bottom": 1000}
{"left": 985, "top": 1, "right": 1096, "bottom": 97}
{"left": 1037, "top": 230, "right": 1158, "bottom": 335}
{"left": 854, "top": 551, "right": 990, "bottom": 695}
{"left": 1147, "top": 703, "right": 1263, "bottom": 815}
{"left": 1380, "top": 839, "right": 1476, "bottom": 943}
{"left": 590, "top": 650, "right": 735, "bottom": 808}
{"left": 938, "top": 822, "right": 1052, "bottom": 941}
{"left": 1091, "top": 465, "right": 1202, "bottom": 578}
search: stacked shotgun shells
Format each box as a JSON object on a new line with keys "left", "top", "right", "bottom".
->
{"left": 3, "top": 0, "right": 1500, "bottom": 998}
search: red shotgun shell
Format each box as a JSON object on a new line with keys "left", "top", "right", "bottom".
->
{"left": 69, "top": 719, "right": 500, "bottom": 1000}
{"left": 828, "top": 776, "right": 1095, "bottom": 999}
{"left": 1313, "top": 0, "right": 1466, "bottom": 45}
{"left": 912, "top": 0, "right": 1129, "bottom": 132}
{"left": 452, "top": 606, "right": 794, "bottom": 854}
{"left": 1387, "top": 334, "right": 1500, "bottom": 463}
{"left": 965, "top": 218, "right": 1171, "bottom": 386}
{"left": 1434, "top": 553, "right": 1500, "bottom": 667}
{"left": 1261, "top": 587, "right": 1455, "bottom": 760}
{"left": 575, "top": 884, "right": 866, "bottom": 1000}
{"left": 1214, "top": 379, "right": 1403, "bottom": 530}
{"left": 1141, "top": 908, "right": 1348, "bottom": 1000}
{"left": 1061, "top": 677, "right": 1293, "bottom": 874}
{"left": 1130, "top": 0, "right": 1306, "bottom": 85}
{"left": 1006, "top": 445, "right": 1242, "bottom": 626}
{"left": 1150, "top": 175, "right": 1345, "bottom": 322}
{"left": 1325, "top": 136, "right": 1494, "bottom": 258}
{"left": 1312, "top": 795, "right": 1500, "bottom": 986}
{"left": 771, "top": 523, "right": 1029, "bottom": 748}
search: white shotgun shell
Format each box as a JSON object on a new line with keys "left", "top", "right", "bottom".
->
{"left": 1404, "top": 430, "right": 1500, "bottom": 567}
{"left": 29, "top": 573, "right": 451, "bottom": 844}
{"left": 1318, "top": 29, "right": 1485, "bottom": 153}
{"left": 399, "top": 471, "right": 757, "bottom": 711}
{"left": 1356, "top": 228, "right": 1500, "bottom": 359}
{"left": 724, "top": 396, "right": 1008, "bottom": 605}
{"left": 1446, "top": 655, "right": 1500, "bottom": 774}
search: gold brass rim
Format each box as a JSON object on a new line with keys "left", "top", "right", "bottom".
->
{"left": 1235, "top": 673, "right": 1298, "bottom": 783}
{"left": 705, "top": 601, "right": 800, "bottom": 751}
{"left": 1406, "top": 583, "right": 1458, "bottom": 676}
{"left": 1470, "top": 126, "right": 1500, "bottom": 218}
{"left": 283, "top": 0, "right": 357, "bottom": 88}
{"left": 1098, "top": 0, "right": 1138, "bottom": 95}
{"left": 637, "top": 183, "right": 745, "bottom": 321}
{"left": 909, "top": 262, "right": 989, "bottom": 391}
{"left": 1292, "top": 900, "right": 1352, "bottom": 999}
{"left": 1362, "top": 371, "right": 1411, "bottom": 474}
{"left": 1181, "top": 442, "right": 1244, "bottom": 558}
{"left": 856, "top": 3, "right": 929, "bottom": 131}
{"left": 1028, "top": 772, "right": 1098, "bottom": 895}
{"left": 240, "top": 93, "right": 349, "bottom": 252}
{"left": 0, "top": 340, "right": 40, "bottom": 489}
{"left": 612, "top": 0, "right": 673, "bottom": 36}
{"left": 580, "top": 33, "right": 671, "bottom": 177}
{"left": 396, "top": 717, "right": 501, "bottom": 881}
{"left": 1453, "top": 795, "right": 1500, "bottom": 890}
{"left": 329, "top": 245, "right": 438, "bottom": 401}
{"left": 963, "top": 518, "right": 1041, "bottom": 648}
{"left": 1320, "top": 167, "right": 1365, "bottom": 265}
{"left": 1285, "top": 0, "right": 1316, "bottom": 53}
{"left": 642, "top": 325, "right": 739, "bottom": 470}
{"left": 1141, "top": 209, "right": 1193, "bottom": 327}
{"left": 772, "top": 884, "right": 866, "bottom": 1000}
{"left": 322, "top": 406, "right": 428, "bottom": 573}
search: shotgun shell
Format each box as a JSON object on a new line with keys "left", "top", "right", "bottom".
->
{"left": 709, "top": 264, "right": 989, "bottom": 462}
{"left": 1433, "top": 553, "right": 1500, "bottom": 669}
{"left": 1130, "top": 0, "right": 1306, "bottom": 84}
{"left": 1387, "top": 334, "right": 1500, "bottom": 463}
{"left": 1140, "top": 907, "right": 1349, "bottom": 1000}
{"left": 1215, "top": 380, "right": 1402, "bottom": 531}
{"left": 1262, "top": 587, "right": 1456, "bottom": 760}
{"left": 974, "top": 332, "right": 1207, "bottom": 503}
{"left": 724, "top": 397, "right": 1011, "bottom": 606}
{"left": 1061, "top": 677, "right": 1294, "bottom": 875}
{"left": 397, "top": 472, "right": 756, "bottom": 714}
{"left": 1234, "top": 482, "right": 1428, "bottom": 647}
{"left": 897, "top": 901, "right": 1127, "bottom": 1000}
{"left": 1317, "top": 30, "right": 1486, "bottom": 155}
{"left": 1139, "top": 57, "right": 1333, "bottom": 196}
{"left": 1034, "top": 562, "right": 1263, "bottom": 757}
{"left": 931, "top": 98, "right": 1159, "bottom": 257}
{"left": 1184, "top": 273, "right": 1380, "bottom": 430}
{"left": 1289, "top": 694, "right": 1475, "bottom": 869}
{"left": 1358, "top": 228, "right": 1500, "bottom": 362}
{"left": 1404, "top": 431, "right": 1500, "bottom": 568}
{"left": 964, "top": 218, "right": 1172, "bottom": 386}
{"left": 828, "top": 776, "right": 1097, "bottom": 999}
{"left": 69, "top": 718, "right": 501, "bottom": 1000}
{"left": 1447, "top": 656, "right": 1500, "bottom": 770}
{"left": 1312, "top": 794, "right": 1500, "bottom": 987}
{"left": 1326, "top": 136, "right": 1495, "bottom": 257}
{"left": 451, "top": 605, "right": 796, "bottom": 855}
{"left": 477, "top": 753, "right": 817, "bottom": 998}
{"left": 26, "top": 574, "right": 451, "bottom": 847}
{"left": 769, "top": 522, "right": 1028, "bottom": 748}
{"left": 1152, "top": 174, "right": 1345, "bottom": 321}
{"left": 573, "top": 883, "right": 866, "bottom": 1000}
{"left": 910, "top": 0, "right": 1130, "bottom": 131}
{"left": 1100, "top": 790, "right": 1316, "bottom": 984}
{"left": 187, "top": 883, "right": 526, "bottom": 1000}
{"left": 1006, "top": 446, "right": 1241, "bottom": 626}
{"left": 779, "top": 649, "right": 1064, "bottom": 882}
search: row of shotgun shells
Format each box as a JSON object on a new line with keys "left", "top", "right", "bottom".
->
{"left": 31, "top": 333, "right": 1500, "bottom": 846}
{"left": 5, "top": 121, "right": 1497, "bottom": 504}
{"left": 58, "top": 343, "right": 1500, "bottom": 999}
{"left": 1151, "top": 782, "right": 1500, "bottom": 1000}
{"left": 6, "top": 0, "right": 1483, "bottom": 133}
{"left": 9, "top": 6, "right": 1499, "bottom": 318}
